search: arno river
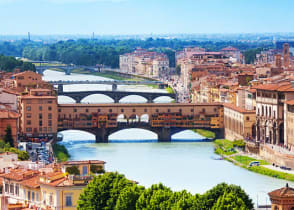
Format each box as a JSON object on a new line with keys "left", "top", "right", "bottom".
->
{"left": 44, "top": 70, "right": 293, "bottom": 207}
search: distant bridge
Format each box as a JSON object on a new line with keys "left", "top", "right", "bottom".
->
{"left": 36, "top": 65, "right": 98, "bottom": 75}
{"left": 50, "top": 80, "right": 166, "bottom": 92}
{"left": 57, "top": 90, "right": 176, "bottom": 103}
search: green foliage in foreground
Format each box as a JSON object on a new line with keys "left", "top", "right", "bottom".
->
{"left": 232, "top": 155, "right": 269, "bottom": 166}
{"left": 77, "top": 172, "right": 253, "bottom": 210}
{"left": 249, "top": 166, "right": 294, "bottom": 182}
{"left": 194, "top": 129, "right": 215, "bottom": 139}
{"left": 52, "top": 143, "right": 70, "bottom": 162}
{"left": 0, "top": 140, "right": 29, "bottom": 161}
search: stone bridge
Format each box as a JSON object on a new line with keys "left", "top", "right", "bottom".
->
{"left": 57, "top": 90, "right": 176, "bottom": 103}
{"left": 57, "top": 103, "right": 224, "bottom": 142}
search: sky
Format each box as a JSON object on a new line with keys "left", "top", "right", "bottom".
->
{"left": 0, "top": 0, "right": 294, "bottom": 35}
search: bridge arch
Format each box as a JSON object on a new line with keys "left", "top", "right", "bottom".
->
{"left": 117, "top": 114, "right": 128, "bottom": 123}
{"left": 108, "top": 128, "right": 158, "bottom": 142}
{"left": 58, "top": 95, "right": 76, "bottom": 104}
{"left": 153, "top": 96, "right": 175, "bottom": 103}
{"left": 57, "top": 129, "right": 96, "bottom": 143}
{"left": 119, "top": 95, "right": 148, "bottom": 103}
{"left": 171, "top": 129, "right": 206, "bottom": 141}
{"left": 81, "top": 94, "right": 115, "bottom": 104}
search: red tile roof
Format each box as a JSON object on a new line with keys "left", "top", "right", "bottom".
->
{"left": 0, "top": 169, "right": 39, "bottom": 181}
{"left": 269, "top": 184, "right": 294, "bottom": 198}
{"left": 224, "top": 103, "right": 256, "bottom": 114}
{"left": 286, "top": 99, "right": 294, "bottom": 106}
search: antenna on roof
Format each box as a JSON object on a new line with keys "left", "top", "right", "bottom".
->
{"left": 92, "top": 32, "right": 94, "bottom": 40}
{"left": 28, "top": 32, "right": 31, "bottom": 41}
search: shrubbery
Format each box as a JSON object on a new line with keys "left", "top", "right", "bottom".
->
{"left": 77, "top": 172, "right": 253, "bottom": 210}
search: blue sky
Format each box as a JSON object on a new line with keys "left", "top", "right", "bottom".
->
{"left": 0, "top": 0, "right": 293, "bottom": 35}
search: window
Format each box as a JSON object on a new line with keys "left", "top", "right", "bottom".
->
{"left": 26, "top": 113, "right": 31, "bottom": 118}
{"left": 27, "top": 120, "right": 31, "bottom": 125}
{"left": 48, "top": 113, "right": 52, "bottom": 119}
{"left": 28, "top": 190, "right": 31, "bottom": 201}
{"left": 49, "top": 193, "right": 53, "bottom": 205}
{"left": 58, "top": 109, "right": 61, "bottom": 112}
{"left": 48, "top": 120, "right": 52, "bottom": 126}
{"left": 121, "top": 109, "right": 124, "bottom": 112}
{"left": 74, "top": 108, "right": 77, "bottom": 112}
{"left": 48, "top": 127, "right": 52, "bottom": 132}
{"left": 246, "top": 117, "right": 250, "bottom": 121}
{"left": 48, "top": 106, "right": 52, "bottom": 111}
{"left": 9, "top": 183, "right": 14, "bottom": 194}
{"left": 202, "top": 108, "right": 205, "bottom": 113}
{"left": 65, "top": 195, "right": 73, "bottom": 206}
{"left": 168, "top": 109, "right": 170, "bottom": 112}
{"left": 36, "top": 192, "right": 39, "bottom": 201}
{"left": 86, "top": 109, "right": 89, "bottom": 113}
{"left": 39, "top": 114, "right": 42, "bottom": 119}
{"left": 39, "top": 120, "right": 43, "bottom": 126}
{"left": 15, "top": 184, "right": 19, "bottom": 196}
{"left": 83, "top": 166, "right": 88, "bottom": 176}
{"left": 4, "top": 183, "right": 9, "bottom": 193}
{"left": 144, "top": 108, "right": 147, "bottom": 112}
{"left": 133, "top": 109, "right": 136, "bottom": 112}
{"left": 39, "top": 127, "right": 42, "bottom": 132}
{"left": 109, "top": 109, "right": 112, "bottom": 113}
{"left": 32, "top": 191, "right": 35, "bottom": 201}
{"left": 39, "top": 106, "right": 42, "bottom": 111}
{"left": 26, "top": 127, "right": 32, "bottom": 132}
{"left": 48, "top": 100, "right": 53, "bottom": 104}
{"left": 26, "top": 106, "right": 31, "bottom": 111}
{"left": 98, "top": 109, "right": 100, "bottom": 112}
{"left": 156, "top": 109, "right": 159, "bottom": 113}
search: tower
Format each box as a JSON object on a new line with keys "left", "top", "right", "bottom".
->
{"left": 28, "top": 32, "right": 31, "bottom": 41}
{"left": 275, "top": 54, "right": 282, "bottom": 68}
{"left": 283, "top": 43, "right": 290, "bottom": 67}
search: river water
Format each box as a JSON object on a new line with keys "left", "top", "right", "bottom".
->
{"left": 44, "top": 69, "right": 292, "bottom": 207}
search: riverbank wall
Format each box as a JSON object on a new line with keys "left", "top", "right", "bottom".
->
{"left": 259, "top": 144, "right": 294, "bottom": 169}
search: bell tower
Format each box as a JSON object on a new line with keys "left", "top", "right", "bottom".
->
{"left": 283, "top": 43, "right": 290, "bottom": 67}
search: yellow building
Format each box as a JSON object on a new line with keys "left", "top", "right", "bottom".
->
{"left": 224, "top": 103, "right": 256, "bottom": 141}
{"left": 0, "top": 160, "right": 106, "bottom": 210}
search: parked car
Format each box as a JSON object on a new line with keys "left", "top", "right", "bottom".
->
{"left": 249, "top": 161, "right": 260, "bottom": 167}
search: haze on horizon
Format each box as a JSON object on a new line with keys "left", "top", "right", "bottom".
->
{"left": 0, "top": 0, "right": 294, "bottom": 35}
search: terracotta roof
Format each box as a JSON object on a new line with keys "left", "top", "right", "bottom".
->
{"left": 255, "top": 82, "right": 294, "bottom": 92}
{"left": 30, "top": 88, "right": 51, "bottom": 92}
{"left": 13, "top": 71, "right": 40, "bottom": 77}
{"left": 224, "top": 103, "right": 256, "bottom": 114}
{"left": 286, "top": 99, "right": 294, "bottom": 106}
{"left": 62, "top": 160, "right": 106, "bottom": 165}
{"left": 0, "top": 169, "right": 39, "bottom": 181}
{"left": 269, "top": 184, "right": 294, "bottom": 198}
{"left": 0, "top": 110, "right": 19, "bottom": 118}
{"left": 20, "top": 176, "right": 40, "bottom": 189}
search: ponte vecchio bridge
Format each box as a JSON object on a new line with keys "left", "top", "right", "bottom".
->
{"left": 57, "top": 103, "right": 224, "bottom": 142}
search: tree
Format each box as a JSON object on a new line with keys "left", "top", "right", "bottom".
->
{"left": 212, "top": 191, "right": 248, "bottom": 210}
{"left": 4, "top": 125, "right": 14, "bottom": 147}
{"left": 198, "top": 183, "right": 253, "bottom": 210}
{"left": 66, "top": 166, "right": 80, "bottom": 175}
{"left": 77, "top": 172, "right": 136, "bottom": 210}
{"left": 176, "top": 64, "right": 181, "bottom": 75}
{"left": 136, "top": 183, "right": 175, "bottom": 210}
{"left": 115, "top": 185, "right": 145, "bottom": 210}
{"left": 90, "top": 164, "right": 105, "bottom": 174}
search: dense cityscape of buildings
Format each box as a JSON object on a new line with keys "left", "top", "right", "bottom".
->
{"left": 1, "top": 42, "right": 294, "bottom": 209}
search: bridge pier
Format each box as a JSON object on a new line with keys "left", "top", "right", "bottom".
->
{"left": 157, "top": 127, "right": 171, "bottom": 142}
{"left": 58, "top": 84, "right": 64, "bottom": 92}
{"left": 95, "top": 128, "right": 109, "bottom": 143}
{"left": 112, "top": 84, "right": 117, "bottom": 91}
